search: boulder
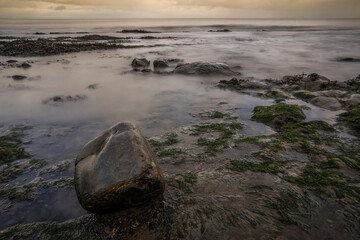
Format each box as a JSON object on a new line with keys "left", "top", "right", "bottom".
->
{"left": 75, "top": 122, "right": 165, "bottom": 214}
{"left": 174, "top": 62, "right": 238, "bottom": 76}
{"left": 153, "top": 59, "right": 169, "bottom": 69}
{"left": 310, "top": 96, "right": 342, "bottom": 111}
{"left": 131, "top": 58, "right": 150, "bottom": 68}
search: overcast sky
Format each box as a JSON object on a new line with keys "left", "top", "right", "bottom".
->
{"left": 0, "top": 0, "right": 359, "bottom": 19}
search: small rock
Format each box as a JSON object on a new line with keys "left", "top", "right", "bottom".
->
{"left": 7, "top": 60, "right": 18, "bottom": 63}
{"left": 87, "top": 83, "right": 100, "bottom": 89}
{"left": 75, "top": 122, "right": 165, "bottom": 214}
{"left": 131, "top": 58, "right": 150, "bottom": 68}
{"left": 153, "top": 59, "right": 169, "bottom": 69}
{"left": 310, "top": 96, "right": 342, "bottom": 111}
{"left": 12, "top": 75, "right": 27, "bottom": 81}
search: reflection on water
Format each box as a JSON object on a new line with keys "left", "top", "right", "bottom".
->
{"left": 0, "top": 18, "right": 359, "bottom": 229}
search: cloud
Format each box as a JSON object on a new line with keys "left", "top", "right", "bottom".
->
{"left": 0, "top": 0, "right": 359, "bottom": 18}
{"left": 54, "top": 5, "right": 66, "bottom": 11}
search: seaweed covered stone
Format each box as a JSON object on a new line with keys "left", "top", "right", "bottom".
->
{"left": 75, "top": 122, "right": 165, "bottom": 214}
{"left": 251, "top": 104, "right": 306, "bottom": 129}
{"left": 174, "top": 62, "right": 238, "bottom": 76}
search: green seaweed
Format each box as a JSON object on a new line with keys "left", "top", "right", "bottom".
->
{"left": 251, "top": 104, "right": 306, "bottom": 128}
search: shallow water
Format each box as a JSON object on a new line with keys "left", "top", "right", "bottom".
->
{"left": 0, "top": 18, "right": 359, "bottom": 229}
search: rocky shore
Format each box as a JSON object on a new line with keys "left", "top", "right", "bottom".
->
{"left": 0, "top": 35, "right": 359, "bottom": 239}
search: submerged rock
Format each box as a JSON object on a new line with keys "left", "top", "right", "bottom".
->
{"left": 75, "top": 122, "right": 165, "bottom": 214}
{"left": 131, "top": 57, "right": 150, "bottom": 68}
{"left": 153, "top": 59, "right": 169, "bottom": 69}
{"left": 335, "top": 57, "right": 360, "bottom": 62}
{"left": 174, "top": 62, "right": 239, "bottom": 76}
{"left": 120, "top": 29, "right": 159, "bottom": 34}
{"left": 310, "top": 96, "right": 342, "bottom": 111}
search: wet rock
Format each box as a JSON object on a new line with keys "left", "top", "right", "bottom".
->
{"left": 153, "top": 59, "right": 169, "bottom": 69}
{"left": 120, "top": 30, "right": 159, "bottom": 34}
{"left": 346, "top": 94, "right": 360, "bottom": 108}
{"left": 218, "top": 78, "right": 268, "bottom": 89}
{"left": 335, "top": 57, "right": 360, "bottom": 62}
{"left": 131, "top": 58, "right": 150, "bottom": 68}
{"left": 345, "top": 74, "right": 360, "bottom": 93}
{"left": 17, "top": 63, "right": 31, "bottom": 69}
{"left": 43, "top": 95, "right": 87, "bottom": 104}
{"left": 265, "top": 89, "right": 289, "bottom": 99}
{"left": 87, "top": 83, "right": 100, "bottom": 89}
{"left": 75, "top": 122, "right": 165, "bottom": 214}
{"left": 310, "top": 96, "right": 342, "bottom": 111}
{"left": 174, "top": 62, "right": 239, "bottom": 76}
{"left": 34, "top": 32, "right": 46, "bottom": 35}
{"left": 12, "top": 75, "right": 27, "bottom": 81}
{"left": 6, "top": 60, "right": 18, "bottom": 63}
{"left": 251, "top": 104, "right": 306, "bottom": 129}
{"left": 209, "top": 29, "right": 231, "bottom": 32}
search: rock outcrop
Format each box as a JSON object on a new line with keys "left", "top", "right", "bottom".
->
{"left": 75, "top": 122, "right": 165, "bottom": 214}
{"left": 174, "top": 62, "right": 238, "bottom": 76}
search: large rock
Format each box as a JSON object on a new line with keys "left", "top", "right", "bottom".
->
{"left": 75, "top": 122, "right": 165, "bottom": 214}
{"left": 310, "top": 96, "right": 342, "bottom": 111}
{"left": 174, "top": 62, "right": 238, "bottom": 76}
{"left": 131, "top": 58, "right": 150, "bottom": 68}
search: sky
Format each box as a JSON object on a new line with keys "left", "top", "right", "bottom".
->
{"left": 0, "top": 0, "right": 359, "bottom": 19}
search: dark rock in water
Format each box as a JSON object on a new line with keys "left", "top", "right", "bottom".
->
{"left": 153, "top": 59, "right": 169, "bottom": 69}
{"left": 12, "top": 75, "right": 27, "bottom": 81}
{"left": 17, "top": 63, "right": 32, "bottom": 69}
{"left": 120, "top": 30, "right": 159, "bottom": 34}
{"left": 87, "top": 83, "right": 100, "bottom": 89}
{"left": 131, "top": 58, "right": 150, "bottom": 68}
{"left": 208, "top": 29, "right": 231, "bottom": 32}
{"left": 335, "top": 57, "right": 360, "bottom": 62}
{"left": 218, "top": 78, "right": 268, "bottom": 89}
{"left": 6, "top": 60, "right": 18, "bottom": 63}
{"left": 166, "top": 58, "right": 184, "bottom": 63}
{"left": 75, "top": 122, "right": 165, "bottom": 214}
{"left": 43, "top": 95, "right": 87, "bottom": 104}
{"left": 34, "top": 32, "right": 46, "bottom": 35}
{"left": 174, "top": 62, "right": 239, "bottom": 76}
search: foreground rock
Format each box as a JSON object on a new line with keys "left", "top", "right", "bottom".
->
{"left": 131, "top": 57, "right": 150, "bottom": 68}
{"left": 174, "top": 62, "right": 239, "bottom": 76}
{"left": 75, "top": 122, "right": 165, "bottom": 214}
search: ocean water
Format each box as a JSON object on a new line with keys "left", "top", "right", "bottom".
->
{"left": 0, "top": 18, "right": 359, "bottom": 229}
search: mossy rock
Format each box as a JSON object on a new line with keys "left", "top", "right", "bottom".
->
{"left": 251, "top": 104, "right": 306, "bottom": 129}
{"left": 338, "top": 110, "right": 360, "bottom": 136}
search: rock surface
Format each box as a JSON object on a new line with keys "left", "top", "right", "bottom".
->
{"left": 153, "top": 59, "right": 169, "bottom": 69}
{"left": 310, "top": 96, "right": 342, "bottom": 111}
{"left": 131, "top": 58, "right": 150, "bottom": 68}
{"left": 75, "top": 122, "right": 165, "bottom": 214}
{"left": 174, "top": 62, "right": 238, "bottom": 76}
